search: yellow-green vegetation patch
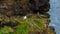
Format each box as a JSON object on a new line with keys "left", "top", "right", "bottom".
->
{"left": 0, "top": 26, "right": 14, "bottom": 34}
{"left": 0, "top": 14, "right": 4, "bottom": 19}
{"left": 15, "top": 25, "right": 32, "bottom": 34}
{"left": 0, "top": 15, "right": 48, "bottom": 34}
{"left": 13, "top": 17, "right": 46, "bottom": 34}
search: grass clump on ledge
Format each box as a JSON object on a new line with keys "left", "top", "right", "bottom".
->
{"left": 0, "top": 14, "right": 49, "bottom": 34}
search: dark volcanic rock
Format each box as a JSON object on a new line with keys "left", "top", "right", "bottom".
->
{"left": 5, "top": 20, "right": 19, "bottom": 28}
{"left": 0, "top": 0, "right": 50, "bottom": 17}
{"left": 29, "top": 0, "right": 50, "bottom": 14}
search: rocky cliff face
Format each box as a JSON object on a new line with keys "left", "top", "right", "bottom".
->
{"left": 0, "top": 0, "right": 56, "bottom": 34}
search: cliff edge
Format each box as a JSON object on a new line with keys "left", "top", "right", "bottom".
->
{"left": 0, "top": 0, "right": 56, "bottom": 34}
